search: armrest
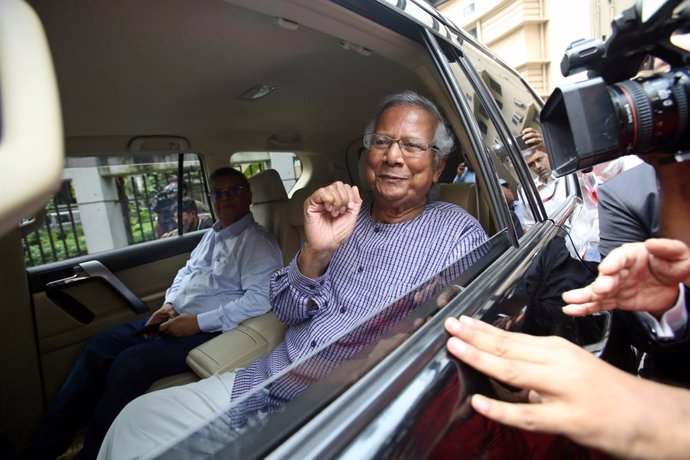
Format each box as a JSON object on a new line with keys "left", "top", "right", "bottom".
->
{"left": 186, "top": 311, "right": 288, "bottom": 378}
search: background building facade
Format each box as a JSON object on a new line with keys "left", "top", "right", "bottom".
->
{"left": 438, "top": 0, "right": 634, "bottom": 100}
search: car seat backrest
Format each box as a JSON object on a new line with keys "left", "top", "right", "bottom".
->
{"left": 357, "top": 151, "right": 371, "bottom": 197}
{"left": 436, "top": 182, "right": 493, "bottom": 234}
{"left": 248, "top": 169, "right": 292, "bottom": 263}
{"left": 282, "top": 187, "right": 311, "bottom": 261}
{"left": 250, "top": 169, "right": 288, "bottom": 205}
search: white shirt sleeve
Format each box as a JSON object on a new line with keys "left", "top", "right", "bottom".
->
{"left": 636, "top": 284, "right": 688, "bottom": 339}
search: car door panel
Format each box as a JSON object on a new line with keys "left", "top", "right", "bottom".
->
{"left": 26, "top": 232, "right": 204, "bottom": 406}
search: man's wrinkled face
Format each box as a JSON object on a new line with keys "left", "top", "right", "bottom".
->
{"left": 365, "top": 105, "right": 444, "bottom": 211}
{"left": 525, "top": 150, "right": 551, "bottom": 182}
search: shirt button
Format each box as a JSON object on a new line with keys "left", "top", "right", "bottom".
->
{"left": 308, "top": 284, "right": 316, "bottom": 290}
{"left": 374, "top": 227, "right": 380, "bottom": 233}
{"left": 357, "top": 266, "right": 363, "bottom": 273}
{"left": 307, "top": 300, "right": 317, "bottom": 311}
{"left": 340, "top": 307, "right": 346, "bottom": 314}
{"left": 319, "top": 280, "right": 325, "bottom": 286}
{"left": 310, "top": 340, "right": 317, "bottom": 348}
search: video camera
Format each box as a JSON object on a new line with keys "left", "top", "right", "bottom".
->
{"left": 152, "top": 185, "right": 179, "bottom": 234}
{"left": 152, "top": 188, "right": 176, "bottom": 214}
{"left": 541, "top": 0, "right": 690, "bottom": 177}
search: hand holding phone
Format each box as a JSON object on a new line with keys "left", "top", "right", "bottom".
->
{"left": 130, "top": 322, "right": 164, "bottom": 337}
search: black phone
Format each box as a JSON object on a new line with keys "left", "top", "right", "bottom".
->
{"left": 130, "top": 322, "right": 164, "bottom": 337}
{"left": 516, "top": 134, "right": 529, "bottom": 152}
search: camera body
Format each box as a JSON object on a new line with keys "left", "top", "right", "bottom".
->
{"left": 541, "top": 0, "right": 690, "bottom": 177}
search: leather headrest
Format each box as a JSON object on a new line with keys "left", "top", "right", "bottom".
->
{"left": 248, "top": 169, "right": 288, "bottom": 204}
{"left": 358, "top": 152, "right": 371, "bottom": 194}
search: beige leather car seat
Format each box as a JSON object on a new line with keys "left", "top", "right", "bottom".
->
{"left": 283, "top": 187, "right": 310, "bottom": 259}
{"left": 436, "top": 182, "right": 494, "bottom": 234}
{"left": 248, "top": 169, "right": 293, "bottom": 264}
{"left": 148, "top": 311, "right": 288, "bottom": 392}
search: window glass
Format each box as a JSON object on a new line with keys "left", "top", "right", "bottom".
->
{"left": 446, "top": 48, "right": 533, "bottom": 237}
{"left": 230, "top": 152, "right": 302, "bottom": 194}
{"left": 458, "top": 40, "right": 599, "bottom": 259}
{"left": 153, "top": 234, "right": 504, "bottom": 457}
{"left": 22, "top": 153, "right": 209, "bottom": 267}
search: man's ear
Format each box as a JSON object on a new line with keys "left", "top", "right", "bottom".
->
{"left": 433, "top": 157, "right": 447, "bottom": 183}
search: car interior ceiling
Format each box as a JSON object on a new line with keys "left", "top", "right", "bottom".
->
{"left": 29, "top": 0, "right": 433, "bottom": 159}
{"left": 33, "top": 0, "right": 484, "bottom": 213}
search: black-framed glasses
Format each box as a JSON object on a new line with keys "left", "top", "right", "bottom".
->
{"left": 363, "top": 133, "right": 437, "bottom": 157}
{"left": 208, "top": 186, "right": 250, "bottom": 201}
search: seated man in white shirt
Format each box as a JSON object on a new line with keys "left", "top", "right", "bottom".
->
{"left": 29, "top": 166, "right": 283, "bottom": 460}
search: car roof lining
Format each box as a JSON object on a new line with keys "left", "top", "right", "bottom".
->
{"left": 29, "top": 0, "right": 441, "bottom": 160}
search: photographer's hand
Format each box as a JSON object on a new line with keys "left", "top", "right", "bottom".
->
{"left": 445, "top": 315, "right": 690, "bottom": 460}
{"left": 562, "top": 238, "right": 690, "bottom": 318}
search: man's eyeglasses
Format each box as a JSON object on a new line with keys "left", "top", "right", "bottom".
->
{"left": 208, "top": 187, "right": 250, "bottom": 201}
{"left": 363, "top": 133, "right": 437, "bottom": 157}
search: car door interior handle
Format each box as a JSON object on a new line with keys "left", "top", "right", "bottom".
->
{"left": 45, "top": 260, "right": 149, "bottom": 318}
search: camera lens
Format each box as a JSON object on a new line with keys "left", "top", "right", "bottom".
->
{"left": 609, "top": 69, "right": 690, "bottom": 155}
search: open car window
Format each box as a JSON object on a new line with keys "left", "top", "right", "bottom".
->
{"left": 151, "top": 233, "right": 505, "bottom": 459}
{"left": 22, "top": 153, "right": 210, "bottom": 267}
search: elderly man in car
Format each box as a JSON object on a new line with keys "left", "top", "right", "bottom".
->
{"left": 98, "top": 90, "right": 488, "bottom": 459}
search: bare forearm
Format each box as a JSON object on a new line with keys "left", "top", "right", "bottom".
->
{"left": 619, "top": 379, "right": 690, "bottom": 460}
{"left": 297, "top": 244, "right": 335, "bottom": 279}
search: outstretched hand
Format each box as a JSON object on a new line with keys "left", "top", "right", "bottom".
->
{"left": 299, "top": 181, "right": 362, "bottom": 278}
{"left": 444, "top": 315, "right": 690, "bottom": 460}
{"left": 562, "top": 238, "right": 690, "bottom": 318}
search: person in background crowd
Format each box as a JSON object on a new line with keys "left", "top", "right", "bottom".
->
{"left": 161, "top": 197, "right": 213, "bottom": 238}
{"left": 517, "top": 127, "right": 568, "bottom": 230}
{"left": 153, "top": 180, "right": 211, "bottom": 238}
{"left": 453, "top": 161, "right": 476, "bottom": 183}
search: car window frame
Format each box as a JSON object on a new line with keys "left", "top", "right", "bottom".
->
{"left": 443, "top": 40, "right": 548, "bottom": 231}
{"left": 422, "top": 30, "right": 520, "bottom": 240}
